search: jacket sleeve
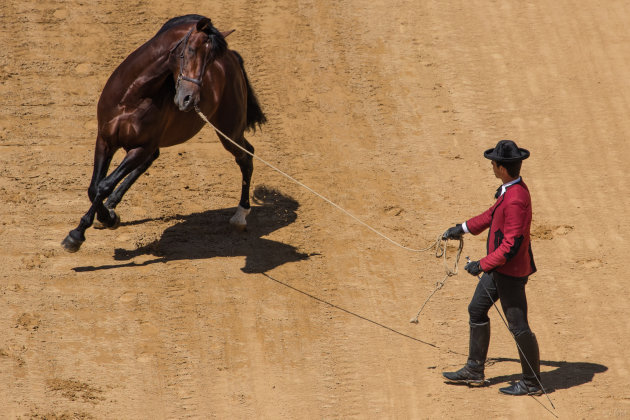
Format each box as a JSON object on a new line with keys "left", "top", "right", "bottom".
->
{"left": 480, "top": 198, "right": 528, "bottom": 272}
{"left": 465, "top": 205, "right": 494, "bottom": 235}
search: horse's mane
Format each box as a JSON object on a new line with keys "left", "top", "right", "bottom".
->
{"left": 155, "top": 14, "right": 206, "bottom": 36}
{"left": 154, "top": 14, "right": 227, "bottom": 58}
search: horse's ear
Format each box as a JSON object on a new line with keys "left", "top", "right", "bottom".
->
{"left": 196, "top": 18, "right": 212, "bottom": 34}
{"left": 221, "top": 29, "right": 236, "bottom": 38}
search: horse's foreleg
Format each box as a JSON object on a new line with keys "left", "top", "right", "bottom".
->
{"left": 230, "top": 138, "right": 254, "bottom": 230}
{"left": 88, "top": 137, "right": 117, "bottom": 229}
{"left": 62, "top": 147, "right": 155, "bottom": 252}
{"left": 88, "top": 136, "right": 113, "bottom": 203}
{"left": 106, "top": 149, "right": 159, "bottom": 209}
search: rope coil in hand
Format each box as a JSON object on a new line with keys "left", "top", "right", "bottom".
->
{"left": 409, "top": 236, "right": 463, "bottom": 323}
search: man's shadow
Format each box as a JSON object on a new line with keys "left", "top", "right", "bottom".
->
{"left": 484, "top": 357, "right": 608, "bottom": 393}
{"left": 73, "top": 186, "right": 312, "bottom": 273}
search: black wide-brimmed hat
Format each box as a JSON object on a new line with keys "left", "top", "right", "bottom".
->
{"left": 484, "top": 140, "right": 530, "bottom": 162}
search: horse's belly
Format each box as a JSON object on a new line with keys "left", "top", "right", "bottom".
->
{"left": 158, "top": 112, "right": 205, "bottom": 148}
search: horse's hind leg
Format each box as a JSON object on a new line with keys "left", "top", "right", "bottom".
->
{"left": 62, "top": 146, "right": 155, "bottom": 252}
{"left": 94, "top": 149, "right": 160, "bottom": 229}
{"left": 229, "top": 138, "right": 254, "bottom": 230}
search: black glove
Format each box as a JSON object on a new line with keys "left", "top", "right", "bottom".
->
{"left": 442, "top": 224, "right": 464, "bottom": 240}
{"left": 465, "top": 260, "right": 483, "bottom": 276}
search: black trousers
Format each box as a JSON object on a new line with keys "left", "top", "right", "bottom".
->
{"left": 468, "top": 271, "right": 532, "bottom": 337}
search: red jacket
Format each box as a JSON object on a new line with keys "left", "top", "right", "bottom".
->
{"left": 465, "top": 179, "right": 536, "bottom": 277}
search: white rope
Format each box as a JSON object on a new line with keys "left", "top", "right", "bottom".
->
{"left": 196, "top": 107, "right": 437, "bottom": 253}
{"left": 195, "top": 107, "right": 462, "bottom": 319}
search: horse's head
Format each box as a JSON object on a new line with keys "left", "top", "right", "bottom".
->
{"left": 172, "top": 18, "right": 227, "bottom": 112}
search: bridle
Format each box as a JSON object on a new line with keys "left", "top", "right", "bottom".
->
{"left": 171, "top": 28, "right": 211, "bottom": 88}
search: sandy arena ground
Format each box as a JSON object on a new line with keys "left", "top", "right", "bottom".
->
{"left": 1, "top": 0, "right": 629, "bottom": 418}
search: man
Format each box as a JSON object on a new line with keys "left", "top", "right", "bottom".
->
{"left": 441, "top": 140, "right": 542, "bottom": 396}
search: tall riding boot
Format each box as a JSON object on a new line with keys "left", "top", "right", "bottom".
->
{"left": 499, "top": 331, "right": 543, "bottom": 396}
{"left": 443, "top": 322, "right": 490, "bottom": 386}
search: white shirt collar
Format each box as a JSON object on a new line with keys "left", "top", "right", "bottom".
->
{"left": 498, "top": 177, "right": 522, "bottom": 197}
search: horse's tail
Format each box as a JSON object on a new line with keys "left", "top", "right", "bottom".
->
{"left": 233, "top": 51, "right": 267, "bottom": 132}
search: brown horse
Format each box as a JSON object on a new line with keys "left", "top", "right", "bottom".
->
{"left": 62, "top": 15, "right": 266, "bottom": 252}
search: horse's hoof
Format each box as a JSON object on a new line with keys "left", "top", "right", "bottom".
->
{"left": 231, "top": 222, "right": 247, "bottom": 232}
{"left": 61, "top": 233, "right": 84, "bottom": 253}
{"left": 229, "top": 205, "right": 250, "bottom": 231}
{"left": 94, "top": 209, "right": 120, "bottom": 230}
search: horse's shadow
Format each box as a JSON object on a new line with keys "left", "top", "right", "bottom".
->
{"left": 73, "top": 186, "right": 312, "bottom": 273}
{"left": 483, "top": 357, "right": 608, "bottom": 393}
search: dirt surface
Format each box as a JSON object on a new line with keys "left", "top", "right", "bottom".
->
{"left": 1, "top": 0, "right": 629, "bottom": 418}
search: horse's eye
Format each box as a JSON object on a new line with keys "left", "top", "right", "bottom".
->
{"left": 187, "top": 47, "right": 194, "bottom": 54}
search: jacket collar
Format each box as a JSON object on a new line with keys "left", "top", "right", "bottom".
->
{"left": 495, "top": 177, "right": 522, "bottom": 198}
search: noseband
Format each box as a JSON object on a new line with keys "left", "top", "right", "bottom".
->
{"left": 172, "top": 28, "right": 211, "bottom": 88}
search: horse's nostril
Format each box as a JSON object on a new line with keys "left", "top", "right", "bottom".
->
{"left": 183, "top": 95, "right": 191, "bottom": 106}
